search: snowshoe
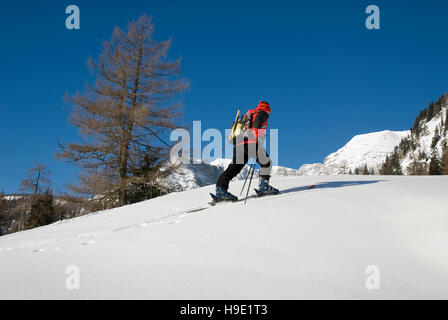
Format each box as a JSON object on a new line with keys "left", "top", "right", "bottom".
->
{"left": 210, "top": 187, "right": 238, "bottom": 205}
{"left": 254, "top": 178, "right": 280, "bottom": 197}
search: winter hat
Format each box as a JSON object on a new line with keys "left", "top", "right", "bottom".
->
{"left": 257, "top": 101, "right": 271, "bottom": 113}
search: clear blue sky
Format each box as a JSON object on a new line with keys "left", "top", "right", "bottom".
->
{"left": 1, "top": 0, "right": 448, "bottom": 194}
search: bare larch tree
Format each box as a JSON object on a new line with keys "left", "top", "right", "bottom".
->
{"left": 57, "top": 15, "right": 188, "bottom": 207}
{"left": 19, "top": 162, "right": 52, "bottom": 195}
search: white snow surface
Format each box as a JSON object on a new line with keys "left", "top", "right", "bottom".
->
{"left": 1, "top": 175, "right": 448, "bottom": 299}
{"left": 299, "top": 130, "right": 410, "bottom": 175}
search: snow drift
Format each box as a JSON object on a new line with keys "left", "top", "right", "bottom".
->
{"left": 0, "top": 175, "right": 448, "bottom": 299}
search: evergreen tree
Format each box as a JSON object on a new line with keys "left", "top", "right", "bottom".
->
{"left": 431, "top": 128, "right": 441, "bottom": 149}
{"left": 361, "top": 164, "right": 369, "bottom": 175}
{"left": 126, "top": 151, "right": 176, "bottom": 204}
{"left": 407, "top": 158, "right": 427, "bottom": 175}
{"left": 418, "top": 151, "right": 428, "bottom": 161}
{"left": 25, "top": 190, "right": 56, "bottom": 229}
{"left": 445, "top": 109, "right": 448, "bottom": 133}
{"left": 428, "top": 149, "right": 442, "bottom": 175}
{"left": 411, "top": 93, "right": 447, "bottom": 136}
{"left": 390, "top": 152, "right": 403, "bottom": 175}
{"left": 380, "top": 151, "right": 402, "bottom": 175}
{"left": 380, "top": 156, "right": 390, "bottom": 175}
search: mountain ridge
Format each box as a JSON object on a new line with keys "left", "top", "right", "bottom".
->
{"left": 298, "top": 130, "right": 410, "bottom": 175}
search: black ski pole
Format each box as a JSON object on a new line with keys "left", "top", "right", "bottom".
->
{"left": 240, "top": 162, "right": 255, "bottom": 196}
{"left": 244, "top": 163, "right": 256, "bottom": 205}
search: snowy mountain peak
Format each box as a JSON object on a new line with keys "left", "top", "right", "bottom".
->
{"left": 299, "top": 130, "right": 410, "bottom": 175}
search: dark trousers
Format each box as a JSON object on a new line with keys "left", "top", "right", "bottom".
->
{"left": 216, "top": 143, "right": 272, "bottom": 190}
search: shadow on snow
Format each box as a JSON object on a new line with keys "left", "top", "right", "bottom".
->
{"left": 280, "top": 180, "right": 386, "bottom": 195}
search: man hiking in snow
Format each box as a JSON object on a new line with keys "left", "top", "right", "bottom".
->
{"left": 213, "top": 101, "right": 279, "bottom": 202}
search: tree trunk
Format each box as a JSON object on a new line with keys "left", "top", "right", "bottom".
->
{"left": 118, "top": 31, "right": 144, "bottom": 206}
{"left": 34, "top": 172, "right": 41, "bottom": 195}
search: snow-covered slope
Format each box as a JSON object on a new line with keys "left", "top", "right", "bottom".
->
{"left": 1, "top": 175, "right": 448, "bottom": 299}
{"left": 298, "top": 130, "right": 410, "bottom": 175}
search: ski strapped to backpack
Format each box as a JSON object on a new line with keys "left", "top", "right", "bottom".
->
{"left": 228, "top": 109, "right": 265, "bottom": 145}
{"left": 229, "top": 109, "right": 242, "bottom": 145}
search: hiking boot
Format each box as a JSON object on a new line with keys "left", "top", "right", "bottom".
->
{"left": 255, "top": 177, "right": 280, "bottom": 196}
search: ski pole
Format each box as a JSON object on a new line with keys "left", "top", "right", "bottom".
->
{"left": 240, "top": 162, "right": 255, "bottom": 196}
{"left": 244, "top": 163, "right": 256, "bottom": 205}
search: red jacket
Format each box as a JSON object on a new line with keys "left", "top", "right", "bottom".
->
{"left": 238, "top": 101, "right": 271, "bottom": 145}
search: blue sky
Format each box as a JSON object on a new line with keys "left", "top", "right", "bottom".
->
{"left": 1, "top": 0, "right": 448, "bottom": 193}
